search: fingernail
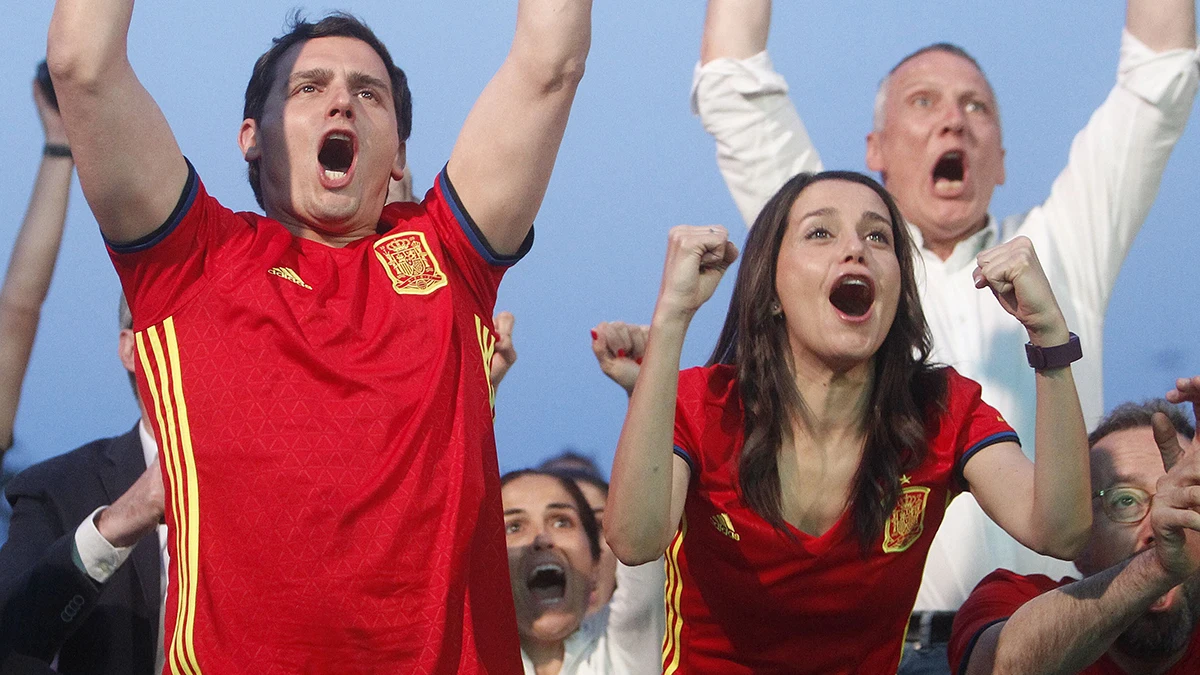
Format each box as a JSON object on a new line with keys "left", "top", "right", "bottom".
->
{"left": 617, "top": 349, "right": 626, "bottom": 358}
{"left": 635, "top": 358, "right": 643, "bottom": 365}
{"left": 590, "top": 330, "right": 598, "bottom": 340}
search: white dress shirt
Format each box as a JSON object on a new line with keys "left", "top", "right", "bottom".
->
{"left": 691, "top": 31, "right": 1200, "bottom": 611}
{"left": 74, "top": 420, "right": 168, "bottom": 674}
{"left": 521, "top": 559, "right": 666, "bottom": 675}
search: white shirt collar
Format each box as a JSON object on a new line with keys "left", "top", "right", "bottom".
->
{"left": 138, "top": 419, "right": 159, "bottom": 470}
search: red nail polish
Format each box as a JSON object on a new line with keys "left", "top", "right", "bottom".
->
{"left": 617, "top": 349, "right": 626, "bottom": 358}
{"left": 590, "top": 330, "right": 598, "bottom": 340}
{"left": 635, "top": 358, "right": 643, "bottom": 365}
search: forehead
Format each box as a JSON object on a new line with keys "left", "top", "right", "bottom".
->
{"left": 275, "top": 35, "right": 391, "bottom": 87}
{"left": 1089, "top": 426, "right": 1167, "bottom": 489}
{"left": 502, "top": 474, "right": 574, "bottom": 511}
{"left": 788, "top": 179, "right": 892, "bottom": 223}
{"left": 574, "top": 481, "right": 606, "bottom": 509}
{"left": 888, "top": 50, "right": 993, "bottom": 97}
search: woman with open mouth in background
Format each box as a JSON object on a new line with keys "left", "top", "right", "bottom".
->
{"left": 502, "top": 470, "right": 664, "bottom": 675}
{"left": 604, "top": 170, "right": 1093, "bottom": 673}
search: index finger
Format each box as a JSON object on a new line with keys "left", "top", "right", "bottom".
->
{"left": 1153, "top": 412, "right": 1188, "bottom": 472}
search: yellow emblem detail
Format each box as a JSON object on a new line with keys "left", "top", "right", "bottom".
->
{"left": 373, "top": 231, "right": 448, "bottom": 296}
{"left": 883, "top": 486, "right": 930, "bottom": 553}
{"left": 475, "top": 315, "right": 497, "bottom": 414}
{"left": 268, "top": 266, "right": 312, "bottom": 290}
{"left": 711, "top": 513, "right": 740, "bottom": 541}
{"left": 900, "top": 474, "right": 912, "bottom": 485}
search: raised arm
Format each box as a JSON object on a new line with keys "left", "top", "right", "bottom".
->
{"left": 605, "top": 226, "right": 737, "bottom": 565}
{"left": 46, "top": 0, "right": 188, "bottom": 244}
{"left": 965, "top": 237, "right": 1091, "bottom": 559}
{"left": 700, "top": 0, "right": 771, "bottom": 64}
{"left": 1128, "top": 0, "right": 1196, "bottom": 52}
{"left": 965, "top": 404, "right": 1200, "bottom": 674}
{"left": 446, "top": 0, "right": 592, "bottom": 256}
{"left": 0, "top": 83, "right": 74, "bottom": 454}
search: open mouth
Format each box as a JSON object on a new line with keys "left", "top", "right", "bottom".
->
{"left": 829, "top": 275, "right": 874, "bottom": 318}
{"left": 318, "top": 132, "right": 356, "bottom": 180}
{"left": 932, "top": 151, "right": 966, "bottom": 196}
{"left": 526, "top": 563, "right": 567, "bottom": 604}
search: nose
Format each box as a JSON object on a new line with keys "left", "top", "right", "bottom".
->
{"left": 532, "top": 530, "right": 554, "bottom": 551}
{"left": 939, "top": 102, "right": 965, "bottom": 135}
{"left": 842, "top": 234, "right": 866, "bottom": 264}
{"left": 1135, "top": 512, "right": 1156, "bottom": 551}
{"left": 327, "top": 85, "right": 355, "bottom": 121}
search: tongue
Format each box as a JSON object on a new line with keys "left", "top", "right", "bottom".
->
{"left": 530, "top": 583, "right": 566, "bottom": 604}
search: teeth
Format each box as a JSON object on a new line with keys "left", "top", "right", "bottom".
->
{"left": 328, "top": 133, "right": 351, "bottom": 142}
{"left": 533, "top": 564, "right": 563, "bottom": 575}
{"left": 933, "top": 179, "right": 964, "bottom": 195}
{"left": 324, "top": 169, "right": 347, "bottom": 180}
{"left": 842, "top": 279, "right": 868, "bottom": 288}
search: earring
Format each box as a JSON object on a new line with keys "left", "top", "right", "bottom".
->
{"left": 770, "top": 301, "right": 782, "bottom": 316}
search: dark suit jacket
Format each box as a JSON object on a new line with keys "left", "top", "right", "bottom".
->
{"left": 0, "top": 424, "right": 159, "bottom": 675}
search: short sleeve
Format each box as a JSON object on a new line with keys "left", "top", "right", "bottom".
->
{"left": 106, "top": 160, "right": 254, "bottom": 328}
{"left": 948, "top": 370, "right": 1021, "bottom": 490}
{"left": 948, "top": 570, "right": 1065, "bottom": 674}
{"left": 389, "top": 166, "right": 533, "bottom": 311}
{"left": 673, "top": 367, "right": 710, "bottom": 477}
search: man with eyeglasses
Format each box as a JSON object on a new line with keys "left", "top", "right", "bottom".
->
{"left": 948, "top": 383, "right": 1200, "bottom": 674}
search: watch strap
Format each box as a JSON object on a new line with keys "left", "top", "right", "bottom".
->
{"left": 1025, "top": 332, "right": 1082, "bottom": 370}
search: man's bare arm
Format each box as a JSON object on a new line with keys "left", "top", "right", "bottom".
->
{"left": 700, "top": 0, "right": 771, "bottom": 65}
{"left": 1127, "top": 0, "right": 1196, "bottom": 52}
{"left": 446, "top": 0, "right": 592, "bottom": 257}
{"left": 0, "top": 84, "right": 74, "bottom": 454}
{"left": 47, "top": 0, "right": 188, "bottom": 245}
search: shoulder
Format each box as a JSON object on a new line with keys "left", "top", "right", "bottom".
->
{"left": 679, "top": 364, "right": 738, "bottom": 401}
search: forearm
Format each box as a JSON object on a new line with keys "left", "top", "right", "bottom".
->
{"left": 509, "top": 0, "right": 592, "bottom": 88}
{"left": 701, "top": 0, "right": 771, "bottom": 64}
{"left": 1127, "top": 0, "right": 1196, "bottom": 52}
{"left": 607, "top": 315, "right": 689, "bottom": 565}
{"left": 0, "top": 154, "right": 73, "bottom": 451}
{"left": 1029, "top": 351, "right": 1092, "bottom": 558}
{"left": 988, "top": 552, "right": 1176, "bottom": 674}
{"left": 47, "top": 0, "right": 134, "bottom": 86}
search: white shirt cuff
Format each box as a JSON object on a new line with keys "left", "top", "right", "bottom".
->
{"left": 1118, "top": 28, "right": 1200, "bottom": 107}
{"left": 690, "top": 50, "right": 790, "bottom": 115}
{"left": 74, "top": 506, "right": 134, "bottom": 583}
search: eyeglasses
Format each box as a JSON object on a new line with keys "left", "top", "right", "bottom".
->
{"left": 1093, "top": 486, "right": 1154, "bottom": 524}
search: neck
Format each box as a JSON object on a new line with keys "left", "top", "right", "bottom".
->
{"left": 788, "top": 354, "right": 873, "bottom": 443}
{"left": 915, "top": 213, "right": 989, "bottom": 261}
{"left": 522, "top": 637, "right": 565, "bottom": 675}
{"left": 266, "top": 202, "right": 382, "bottom": 248}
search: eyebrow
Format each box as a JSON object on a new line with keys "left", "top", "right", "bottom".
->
{"left": 503, "top": 503, "right": 579, "bottom": 517}
{"left": 289, "top": 68, "right": 334, "bottom": 87}
{"left": 347, "top": 72, "right": 392, "bottom": 95}
{"left": 286, "top": 69, "right": 391, "bottom": 96}
{"left": 798, "top": 207, "right": 891, "bottom": 227}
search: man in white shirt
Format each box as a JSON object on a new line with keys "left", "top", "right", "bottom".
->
{"left": 691, "top": 1, "right": 1198, "bottom": 671}
{"left": 0, "top": 297, "right": 166, "bottom": 675}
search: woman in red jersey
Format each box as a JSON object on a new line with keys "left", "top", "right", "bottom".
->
{"left": 604, "top": 171, "right": 1092, "bottom": 673}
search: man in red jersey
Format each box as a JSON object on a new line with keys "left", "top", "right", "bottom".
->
{"left": 45, "top": 1, "right": 591, "bottom": 672}
{"left": 950, "top": 387, "right": 1200, "bottom": 674}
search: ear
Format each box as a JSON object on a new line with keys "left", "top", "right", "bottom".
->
{"left": 391, "top": 141, "right": 407, "bottom": 182}
{"left": 865, "top": 131, "right": 885, "bottom": 173}
{"left": 239, "top": 118, "right": 261, "bottom": 162}
{"left": 118, "top": 329, "right": 137, "bottom": 375}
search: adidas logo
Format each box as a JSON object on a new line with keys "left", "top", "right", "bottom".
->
{"left": 711, "top": 513, "right": 740, "bottom": 541}
{"left": 268, "top": 266, "right": 312, "bottom": 290}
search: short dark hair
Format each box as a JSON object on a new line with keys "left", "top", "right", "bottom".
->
{"left": 709, "top": 171, "right": 946, "bottom": 552}
{"left": 501, "top": 469, "right": 602, "bottom": 562}
{"left": 538, "top": 450, "right": 609, "bottom": 493}
{"left": 243, "top": 12, "right": 413, "bottom": 209}
{"left": 1088, "top": 399, "right": 1196, "bottom": 448}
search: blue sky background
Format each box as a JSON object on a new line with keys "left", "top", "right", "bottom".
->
{"left": 2, "top": 2, "right": 1198, "bottom": 482}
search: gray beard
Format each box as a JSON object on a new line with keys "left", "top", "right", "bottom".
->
{"left": 1113, "top": 576, "right": 1200, "bottom": 660}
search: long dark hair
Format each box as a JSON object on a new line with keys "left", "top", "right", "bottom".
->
{"left": 709, "top": 171, "right": 946, "bottom": 551}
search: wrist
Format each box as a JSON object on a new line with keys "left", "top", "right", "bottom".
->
{"left": 43, "top": 142, "right": 73, "bottom": 160}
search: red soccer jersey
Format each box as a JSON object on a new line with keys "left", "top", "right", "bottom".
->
{"left": 663, "top": 364, "right": 1018, "bottom": 674}
{"left": 950, "top": 569, "right": 1200, "bottom": 674}
{"left": 107, "top": 162, "right": 525, "bottom": 674}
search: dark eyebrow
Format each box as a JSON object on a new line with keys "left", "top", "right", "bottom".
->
{"left": 799, "top": 207, "right": 837, "bottom": 222}
{"left": 347, "top": 72, "right": 392, "bottom": 95}
{"left": 503, "top": 508, "right": 526, "bottom": 517}
{"left": 859, "top": 211, "right": 892, "bottom": 228}
{"left": 289, "top": 68, "right": 334, "bottom": 87}
{"left": 546, "top": 502, "right": 579, "bottom": 513}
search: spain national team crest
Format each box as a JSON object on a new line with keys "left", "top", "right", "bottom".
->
{"left": 882, "top": 486, "right": 930, "bottom": 553}
{"left": 373, "top": 231, "right": 448, "bottom": 296}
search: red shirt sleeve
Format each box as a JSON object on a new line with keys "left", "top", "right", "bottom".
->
{"left": 106, "top": 161, "right": 262, "bottom": 329}
{"left": 945, "top": 368, "right": 1021, "bottom": 491}
{"left": 673, "top": 367, "right": 710, "bottom": 477}
{"left": 948, "top": 570, "right": 1067, "bottom": 673}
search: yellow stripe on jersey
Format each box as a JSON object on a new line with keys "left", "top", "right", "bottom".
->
{"left": 138, "top": 319, "right": 203, "bottom": 675}
{"left": 474, "top": 314, "right": 497, "bottom": 413}
{"left": 662, "top": 514, "right": 688, "bottom": 675}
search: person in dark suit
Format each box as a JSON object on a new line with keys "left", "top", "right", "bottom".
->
{"left": 0, "top": 296, "right": 165, "bottom": 675}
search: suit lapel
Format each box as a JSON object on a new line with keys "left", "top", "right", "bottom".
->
{"left": 101, "top": 424, "right": 161, "bottom": 640}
